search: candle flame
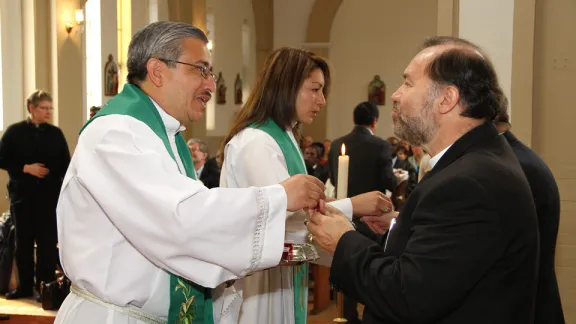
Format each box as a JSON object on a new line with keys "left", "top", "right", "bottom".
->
{"left": 341, "top": 144, "right": 346, "bottom": 156}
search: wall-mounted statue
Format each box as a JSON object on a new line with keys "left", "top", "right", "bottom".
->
{"left": 234, "top": 73, "right": 243, "bottom": 105}
{"left": 368, "top": 75, "right": 386, "bottom": 106}
{"left": 104, "top": 54, "right": 119, "bottom": 96}
{"left": 216, "top": 72, "right": 227, "bottom": 105}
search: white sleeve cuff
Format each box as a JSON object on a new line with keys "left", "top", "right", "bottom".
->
{"left": 255, "top": 184, "right": 288, "bottom": 270}
{"left": 328, "top": 198, "right": 353, "bottom": 221}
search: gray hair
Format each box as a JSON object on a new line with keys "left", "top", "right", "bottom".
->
{"left": 187, "top": 138, "right": 209, "bottom": 156}
{"left": 127, "top": 21, "right": 208, "bottom": 85}
{"left": 26, "top": 90, "right": 52, "bottom": 113}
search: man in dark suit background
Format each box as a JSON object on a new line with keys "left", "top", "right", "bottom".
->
{"left": 187, "top": 139, "right": 221, "bottom": 189}
{"left": 304, "top": 143, "right": 329, "bottom": 183}
{"left": 307, "top": 36, "right": 539, "bottom": 323}
{"left": 328, "top": 101, "right": 397, "bottom": 323}
{"left": 495, "top": 106, "right": 565, "bottom": 324}
{"left": 386, "top": 139, "right": 418, "bottom": 208}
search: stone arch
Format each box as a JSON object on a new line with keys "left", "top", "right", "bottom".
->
{"left": 305, "top": 0, "right": 342, "bottom": 43}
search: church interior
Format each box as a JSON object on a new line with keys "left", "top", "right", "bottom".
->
{"left": 0, "top": 0, "right": 574, "bottom": 323}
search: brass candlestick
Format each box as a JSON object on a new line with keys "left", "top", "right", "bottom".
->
{"left": 333, "top": 291, "right": 347, "bottom": 323}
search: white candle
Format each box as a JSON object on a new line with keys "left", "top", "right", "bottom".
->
{"left": 336, "top": 144, "right": 349, "bottom": 200}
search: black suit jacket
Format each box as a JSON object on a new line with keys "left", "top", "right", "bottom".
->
{"left": 329, "top": 126, "right": 397, "bottom": 239}
{"left": 306, "top": 162, "right": 329, "bottom": 184}
{"left": 330, "top": 122, "right": 539, "bottom": 324}
{"left": 504, "top": 131, "right": 564, "bottom": 324}
{"left": 199, "top": 157, "right": 221, "bottom": 189}
{"left": 329, "top": 126, "right": 397, "bottom": 196}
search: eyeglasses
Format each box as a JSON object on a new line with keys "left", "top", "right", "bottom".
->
{"left": 155, "top": 58, "right": 216, "bottom": 80}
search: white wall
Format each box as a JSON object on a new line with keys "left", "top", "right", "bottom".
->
{"left": 131, "top": 0, "right": 148, "bottom": 32}
{"left": 22, "top": 0, "right": 36, "bottom": 100}
{"left": 0, "top": 0, "right": 24, "bottom": 129}
{"left": 100, "top": 0, "right": 117, "bottom": 105}
{"left": 459, "top": 0, "right": 514, "bottom": 120}
{"left": 157, "top": 0, "right": 168, "bottom": 21}
{"left": 328, "top": 0, "right": 438, "bottom": 140}
{"left": 207, "top": 0, "right": 256, "bottom": 136}
{"left": 0, "top": 0, "right": 24, "bottom": 209}
{"left": 273, "top": 0, "right": 314, "bottom": 49}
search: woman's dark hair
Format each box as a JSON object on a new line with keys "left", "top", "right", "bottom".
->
{"left": 219, "top": 47, "right": 331, "bottom": 164}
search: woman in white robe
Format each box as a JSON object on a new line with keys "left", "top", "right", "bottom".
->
{"left": 215, "top": 48, "right": 391, "bottom": 324}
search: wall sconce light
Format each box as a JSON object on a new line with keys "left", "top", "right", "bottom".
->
{"left": 66, "top": 9, "right": 85, "bottom": 34}
{"left": 75, "top": 9, "right": 84, "bottom": 25}
{"left": 207, "top": 40, "right": 213, "bottom": 51}
{"left": 65, "top": 22, "right": 74, "bottom": 33}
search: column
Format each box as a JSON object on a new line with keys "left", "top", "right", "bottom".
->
{"left": 167, "top": 0, "right": 206, "bottom": 141}
{"left": 35, "top": 0, "right": 53, "bottom": 93}
{"left": 51, "top": 0, "right": 84, "bottom": 149}
{"left": 23, "top": 0, "right": 37, "bottom": 99}
{"left": 457, "top": 0, "right": 535, "bottom": 145}
{"left": 1, "top": 0, "right": 24, "bottom": 126}
{"left": 101, "top": 0, "right": 118, "bottom": 106}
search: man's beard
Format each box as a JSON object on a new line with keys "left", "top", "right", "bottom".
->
{"left": 393, "top": 96, "right": 437, "bottom": 146}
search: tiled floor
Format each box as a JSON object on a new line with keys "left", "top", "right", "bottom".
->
{"left": 0, "top": 314, "right": 54, "bottom": 324}
{"left": 0, "top": 297, "right": 56, "bottom": 317}
{"left": 0, "top": 297, "right": 358, "bottom": 324}
{"left": 0, "top": 296, "right": 55, "bottom": 323}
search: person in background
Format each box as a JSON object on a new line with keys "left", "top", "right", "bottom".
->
{"left": 495, "top": 100, "right": 564, "bottom": 324}
{"left": 396, "top": 147, "right": 409, "bottom": 161}
{"left": 412, "top": 146, "right": 432, "bottom": 182}
{"left": 301, "top": 135, "right": 313, "bottom": 150}
{"left": 320, "top": 139, "right": 331, "bottom": 166}
{"left": 187, "top": 138, "right": 221, "bottom": 189}
{"left": 304, "top": 143, "right": 329, "bottom": 183}
{"left": 89, "top": 106, "right": 101, "bottom": 119}
{"left": 0, "top": 90, "right": 70, "bottom": 301}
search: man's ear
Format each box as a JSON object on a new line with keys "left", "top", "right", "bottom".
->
{"left": 147, "top": 58, "right": 165, "bottom": 87}
{"left": 437, "top": 85, "right": 460, "bottom": 115}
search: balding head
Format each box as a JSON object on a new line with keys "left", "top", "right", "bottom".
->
{"left": 390, "top": 37, "right": 507, "bottom": 151}
{"left": 415, "top": 38, "right": 503, "bottom": 121}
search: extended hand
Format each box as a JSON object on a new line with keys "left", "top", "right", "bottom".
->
{"left": 23, "top": 163, "right": 50, "bottom": 178}
{"left": 360, "top": 211, "right": 399, "bottom": 234}
{"left": 305, "top": 201, "right": 355, "bottom": 255}
{"left": 280, "top": 174, "right": 326, "bottom": 211}
{"left": 350, "top": 191, "right": 393, "bottom": 217}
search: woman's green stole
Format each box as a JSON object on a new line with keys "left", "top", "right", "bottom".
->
{"left": 80, "top": 84, "right": 213, "bottom": 324}
{"left": 249, "top": 119, "right": 309, "bottom": 324}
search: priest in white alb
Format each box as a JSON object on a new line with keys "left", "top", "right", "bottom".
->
{"left": 55, "top": 22, "right": 327, "bottom": 324}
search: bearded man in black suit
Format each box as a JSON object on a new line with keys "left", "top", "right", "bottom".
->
{"left": 307, "top": 36, "right": 539, "bottom": 324}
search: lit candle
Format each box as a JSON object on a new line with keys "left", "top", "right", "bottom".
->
{"left": 335, "top": 143, "right": 350, "bottom": 322}
{"left": 336, "top": 144, "right": 349, "bottom": 200}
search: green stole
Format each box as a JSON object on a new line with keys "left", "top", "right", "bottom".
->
{"left": 80, "top": 84, "right": 213, "bottom": 324}
{"left": 249, "top": 119, "right": 308, "bottom": 324}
